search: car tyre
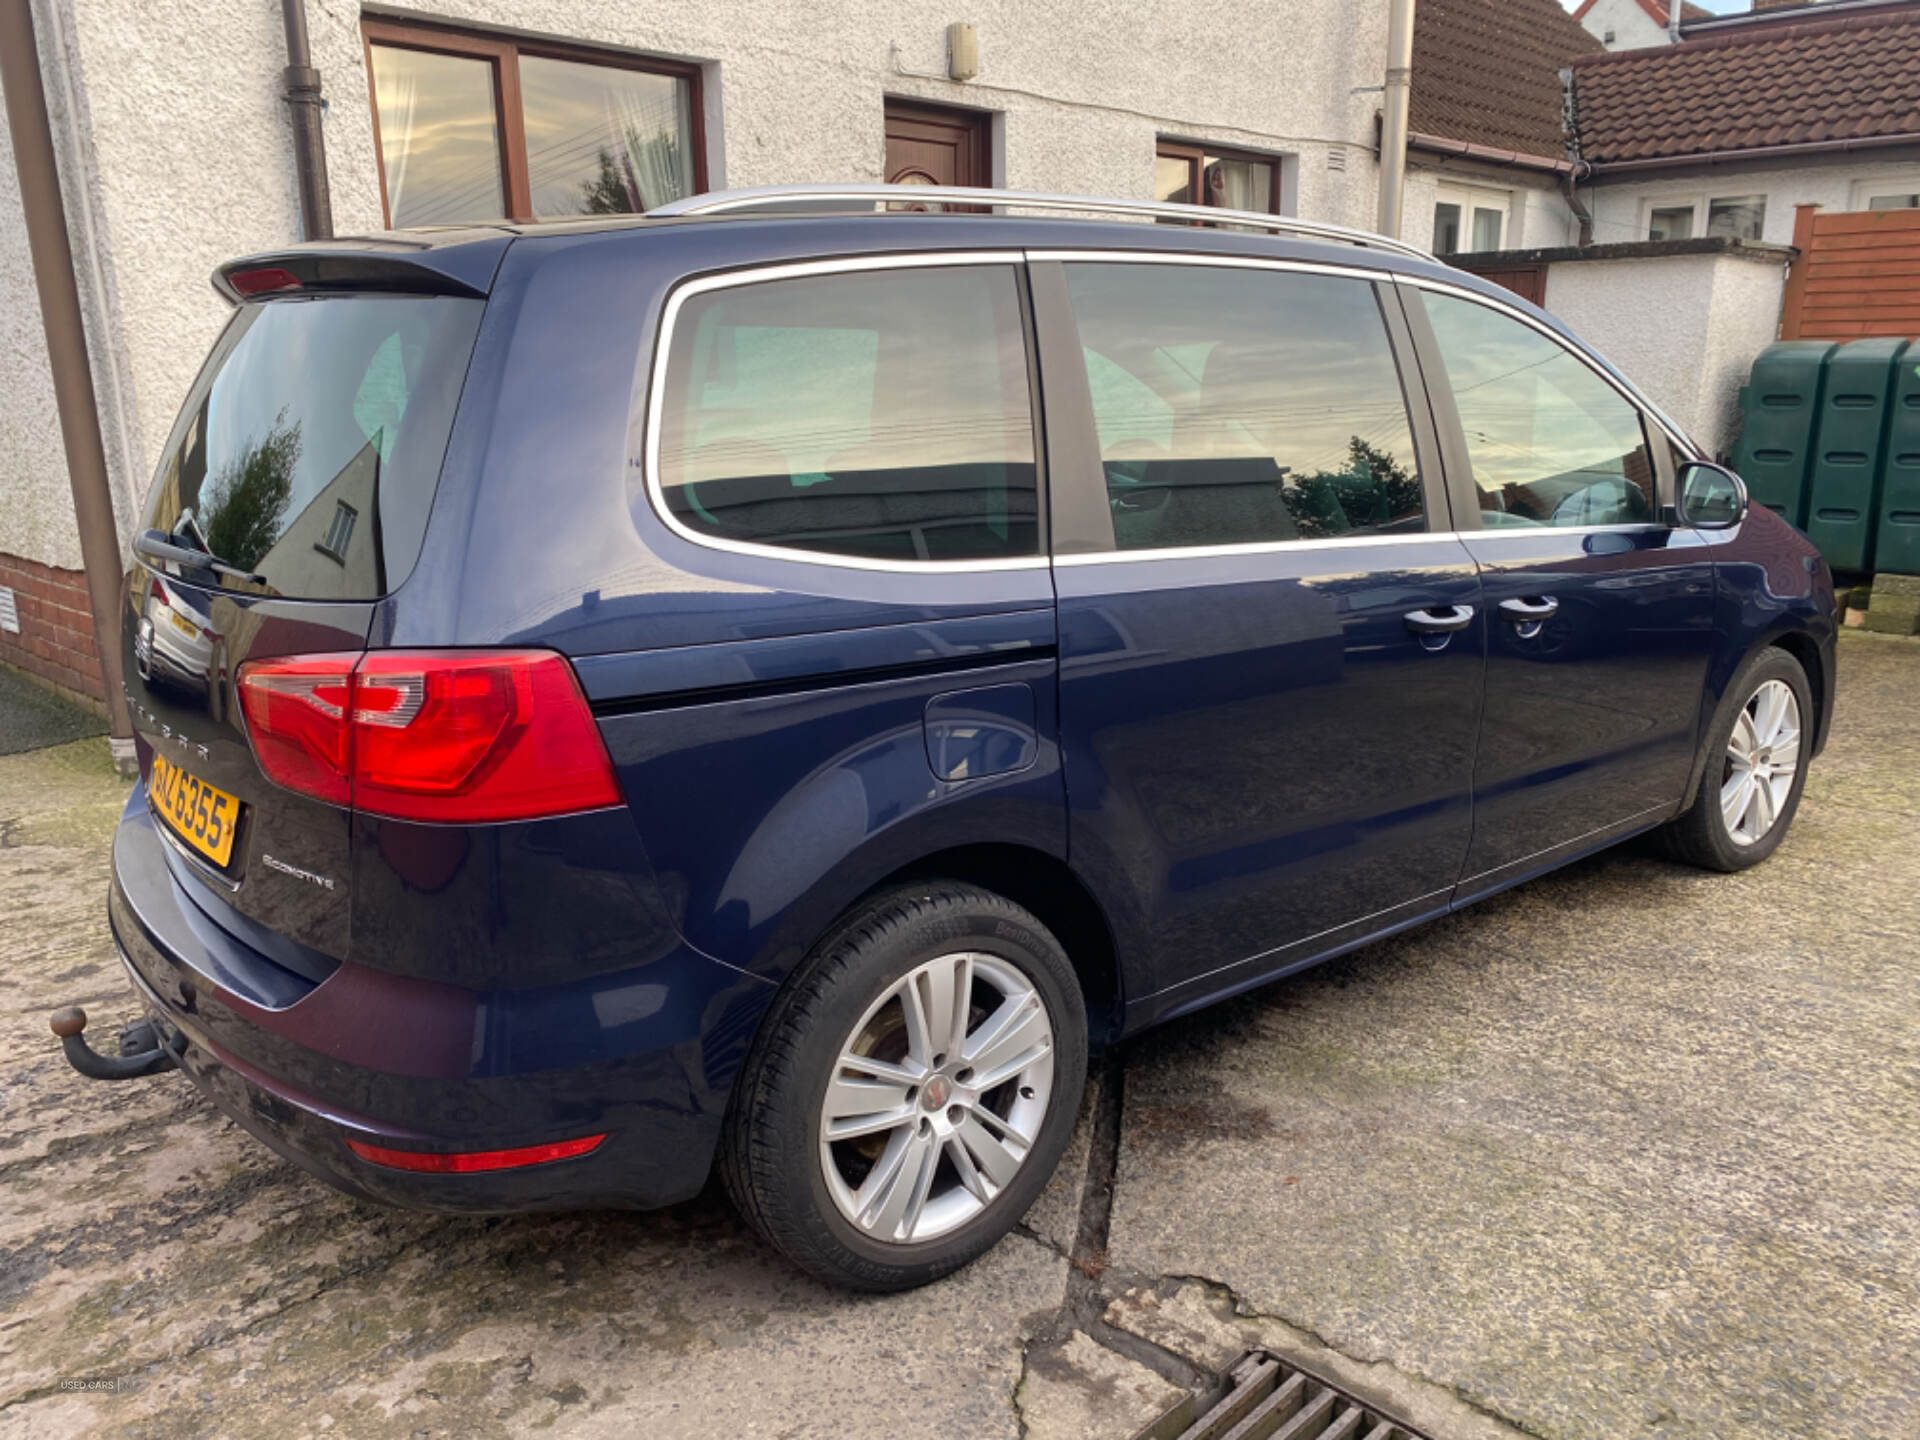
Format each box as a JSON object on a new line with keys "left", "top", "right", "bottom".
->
{"left": 719, "top": 883, "right": 1087, "bottom": 1292}
{"left": 1659, "top": 645, "right": 1812, "bottom": 872}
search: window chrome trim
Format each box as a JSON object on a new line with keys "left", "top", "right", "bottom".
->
{"left": 641, "top": 250, "right": 1052, "bottom": 575}
{"left": 1463, "top": 522, "right": 1666, "bottom": 540}
{"left": 1054, "top": 531, "right": 1463, "bottom": 566}
{"left": 1053, "top": 521, "right": 1669, "bottom": 568}
{"left": 1024, "top": 248, "right": 1389, "bottom": 285}
{"left": 1399, "top": 274, "right": 1701, "bottom": 462}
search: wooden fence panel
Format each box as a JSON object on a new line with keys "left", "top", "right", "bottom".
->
{"left": 1782, "top": 204, "right": 1920, "bottom": 341}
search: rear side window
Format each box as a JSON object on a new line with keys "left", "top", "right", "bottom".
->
{"left": 1064, "top": 262, "right": 1425, "bottom": 552}
{"left": 653, "top": 264, "right": 1039, "bottom": 564}
{"left": 143, "top": 295, "right": 483, "bottom": 598}
{"left": 1418, "top": 291, "right": 1655, "bottom": 529}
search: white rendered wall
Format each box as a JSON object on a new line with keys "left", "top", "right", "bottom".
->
{"left": 1574, "top": 0, "right": 1673, "bottom": 52}
{"left": 1544, "top": 251, "right": 1788, "bottom": 458}
{"left": 1585, "top": 157, "right": 1920, "bottom": 247}
{"left": 1403, "top": 165, "right": 1575, "bottom": 255}
{"left": 0, "top": 67, "right": 77, "bottom": 570}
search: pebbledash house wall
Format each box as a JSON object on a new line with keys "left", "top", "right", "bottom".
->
{"left": 0, "top": 0, "right": 1395, "bottom": 709}
{"left": 1583, "top": 153, "right": 1920, "bottom": 248}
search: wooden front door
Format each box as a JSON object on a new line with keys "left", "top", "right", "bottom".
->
{"left": 884, "top": 100, "right": 988, "bottom": 197}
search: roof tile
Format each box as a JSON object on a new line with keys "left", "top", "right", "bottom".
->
{"left": 1410, "top": 0, "right": 1601, "bottom": 161}
{"left": 1570, "top": 6, "right": 1920, "bottom": 164}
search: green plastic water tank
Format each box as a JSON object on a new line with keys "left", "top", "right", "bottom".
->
{"left": 1805, "top": 338, "right": 1907, "bottom": 572}
{"left": 1733, "top": 340, "right": 1836, "bottom": 527}
{"left": 1876, "top": 351, "right": 1920, "bottom": 576}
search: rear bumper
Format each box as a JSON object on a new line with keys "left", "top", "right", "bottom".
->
{"left": 109, "top": 790, "right": 773, "bottom": 1212}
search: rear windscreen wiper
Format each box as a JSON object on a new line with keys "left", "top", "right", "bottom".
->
{"left": 133, "top": 529, "right": 267, "bottom": 587}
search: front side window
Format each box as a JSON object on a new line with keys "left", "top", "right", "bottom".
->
{"left": 1867, "top": 192, "right": 1920, "bottom": 211}
{"left": 143, "top": 295, "right": 484, "bottom": 598}
{"left": 1065, "top": 264, "right": 1425, "bottom": 551}
{"left": 1420, "top": 291, "right": 1655, "bottom": 529}
{"left": 365, "top": 21, "right": 700, "bottom": 227}
{"left": 655, "top": 265, "right": 1038, "bottom": 564}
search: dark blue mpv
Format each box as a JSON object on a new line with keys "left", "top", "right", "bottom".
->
{"left": 89, "top": 187, "right": 1836, "bottom": 1291}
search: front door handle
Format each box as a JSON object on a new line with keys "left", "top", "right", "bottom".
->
{"left": 1403, "top": 604, "right": 1475, "bottom": 635}
{"left": 1498, "top": 596, "right": 1559, "bottom": 624}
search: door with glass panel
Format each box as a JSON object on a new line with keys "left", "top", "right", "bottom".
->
{"left": 1404, "top": 285, "right": 1716, "bottom": 898}
{"left": 1040, "top": 259, "right": 1483, "bottom": 1021}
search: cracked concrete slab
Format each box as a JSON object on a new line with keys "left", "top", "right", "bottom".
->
{"left": 1014, "top": 1329, "right": 1184, "bottom": 1440}
{"left": 1106, "top": 634, "right": 1920, "bottom": 1440}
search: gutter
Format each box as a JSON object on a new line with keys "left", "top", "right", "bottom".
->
{"left": 280, "top": 0, "right": 332, "bottom": 239}
{"left": 1408, "top": 131, "right": 1577, "bottom": 175}
{"left": 0, "top": 0, "right": 134, "bottom": 760}
{"left": 1588, "top": 130, "right": 1920, "bottom": 174}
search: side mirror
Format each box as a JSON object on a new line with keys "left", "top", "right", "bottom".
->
{"left": 1675, "top": 460, "right": 1748, "bottom": 530}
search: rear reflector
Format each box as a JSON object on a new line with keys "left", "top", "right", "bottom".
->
{"left": 237, "top": 649, "right": 622, "bottom": 822}
{"left": 347, "top": 1133, "right": 606, "bottom": 1173}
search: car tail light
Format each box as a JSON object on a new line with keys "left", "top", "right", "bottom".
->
{"left": 236, "top": 650, "right": 620, "bottom": 822}
{"left": 237, "top": 656, "right": 355, "bottom": 805}
{"left": 347, "top": 1133, "right": 605, "bottom": 1173}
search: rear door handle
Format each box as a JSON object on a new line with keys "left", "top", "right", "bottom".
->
{"left": 1403, "top": 604, "right": 1475, "bottom": 635}
{"left": 1498, "top": 596, "right": 1559, "bottom": 624}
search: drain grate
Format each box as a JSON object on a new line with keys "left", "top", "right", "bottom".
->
{"left": 1132, "top": 1350, "right": 1435, "bottom": 1440}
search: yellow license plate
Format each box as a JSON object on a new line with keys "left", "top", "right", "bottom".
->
{"left": 151, "top": 753, "right": 240, "bottom": 867}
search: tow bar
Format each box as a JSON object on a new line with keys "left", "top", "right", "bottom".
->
{"left": 50, "top": 1005, "right": 178, "bottom": 1080}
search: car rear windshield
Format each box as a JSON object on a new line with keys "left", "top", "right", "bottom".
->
{"left": 141, "top": 293, "right": 483, "bottom": 599}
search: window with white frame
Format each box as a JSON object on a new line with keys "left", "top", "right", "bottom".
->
{"left": 1850, "top": 176, "right": 1920, "bottom": 211}
{"left": 1642, "top": 193, "right": 1768, "bottom": 242}
{"left": 1431, "top": 183, "right": 1510, "bottom": 256}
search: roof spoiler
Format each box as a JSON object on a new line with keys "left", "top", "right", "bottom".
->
{"left": 211, "top": 232, "right": 511, "bottom": 304}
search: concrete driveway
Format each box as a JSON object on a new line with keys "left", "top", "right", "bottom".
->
{"left": 3, "top": 632, "right": 1915, "bottom": 1440}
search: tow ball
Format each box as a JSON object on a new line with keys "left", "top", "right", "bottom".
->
{"left": 49, "top": 1005, "right": 178, "bottom": 1080}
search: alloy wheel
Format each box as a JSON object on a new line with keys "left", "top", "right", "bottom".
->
{"left": 818, "top": 951, "right": 1055, "bottom": 1244}
{"left": 1721, "top": 678, "right": 1801, "bottom": 847}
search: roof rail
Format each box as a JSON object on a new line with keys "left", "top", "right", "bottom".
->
{"left": 647, "top": 184, "right": 1433, "bottom": 261}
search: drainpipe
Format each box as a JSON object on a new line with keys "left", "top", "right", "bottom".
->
{"left": 1559, "top": 67, "right": 1593, "bottom": 247}
{"left": 0, "top": 0, "right": 135, "bottom": 765}
{"left": 1667, "top": 1, "right": 1682, "bottom": 44}
{"left": 1376, "top": 0, "right": 1415, "bottom": 237}
{"left": 280, "top": 0, "right": 331, "bottom": 240}
{"left": 1562, "top": 167, "right": 1594, "bottom": 247}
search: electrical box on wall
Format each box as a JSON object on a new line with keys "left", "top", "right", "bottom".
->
{"left": 947, "top": 22, "right": 979, "bottom": 81}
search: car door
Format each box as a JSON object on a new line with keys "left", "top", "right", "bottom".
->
{"left": 1399, "top": 282, "right": 1716, "bottom": 901}
{"left": 1031, "top": 255, "right": 1484, "bottom": 1027}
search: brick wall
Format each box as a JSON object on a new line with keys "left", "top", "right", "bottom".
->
{"left": 0, "top": 552, "right": 107, "bottom": 711}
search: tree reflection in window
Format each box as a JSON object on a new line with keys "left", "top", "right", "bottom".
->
{"left": 201, "top": 412, "right": 300, "bottom": 572}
